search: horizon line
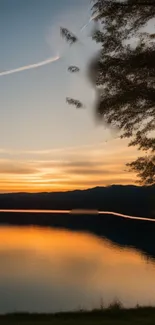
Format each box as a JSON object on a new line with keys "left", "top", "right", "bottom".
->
{"left": 0, "top": 183, "right": 153, "bottom": 195}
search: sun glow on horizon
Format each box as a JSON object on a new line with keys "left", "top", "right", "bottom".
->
{"left": 0, "top": 139, "right": 138, "bottom": 193}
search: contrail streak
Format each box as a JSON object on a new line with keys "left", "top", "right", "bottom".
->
{"left": 0, "top": 11, "right": 99, "bottom": 77}
{"left": 80, "top": 12, "right": 100, "bottom": 32}
{"left": 0, "top": 55, "right": 60, "bottom": 77}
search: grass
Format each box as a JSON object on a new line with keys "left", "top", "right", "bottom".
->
{"left": 1, "top": 304, "right": 155, "bottom": 325}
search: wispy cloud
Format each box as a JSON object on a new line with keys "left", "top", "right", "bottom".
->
{"left": 0, "top": 137, "right": 120, "bottom": 157}
{"left": 0, "top": 160, "right": 39, "bottom": 175}
{"left": 0, "top": 143, "right": 138, "bottom": 193}
{"left": 0, "top": 135, "right": 140, "bottom": 193}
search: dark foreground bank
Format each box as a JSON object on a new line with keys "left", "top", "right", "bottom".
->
{"left": 2, "top": 307, "right": 155, "bottom": 325}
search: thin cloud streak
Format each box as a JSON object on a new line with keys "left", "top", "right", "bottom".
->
{"left": 0, "top": 136, "right": 120, "bottom": 156}
{"left": 0, "top": 55, "right": 60, "bottom": 77}
{"left": 0, "top": 140, "right": 138, "bottom": 192}
{"left": 80, "top": 11, "right": 100, "bottom": 31}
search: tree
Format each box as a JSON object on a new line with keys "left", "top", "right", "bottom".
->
{"left": 62, "top": 0, "right": 155, "bottom": 185}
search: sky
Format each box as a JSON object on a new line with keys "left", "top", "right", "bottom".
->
{"left": 0, "top": 0, "right": 139, "bottom": 193}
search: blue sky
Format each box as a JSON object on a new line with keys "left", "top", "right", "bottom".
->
{"left": 0, "top": 0, "right": 138, "bottom": 192}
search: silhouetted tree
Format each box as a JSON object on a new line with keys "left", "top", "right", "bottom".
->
{"left": 61, "top": 0, "right": 155, "bottom": 185}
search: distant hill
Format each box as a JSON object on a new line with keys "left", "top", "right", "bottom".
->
{"left": 0, "top": 185, "right": 155, "bottom": 218}
{"left": 0, "top": 185, "right": 155, "bottom": 261}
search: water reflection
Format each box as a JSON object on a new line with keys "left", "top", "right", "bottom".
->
{"left": 1, "top": 211, "right": 155, "bottom": 261}
{"left": 0, "top": 226, "right": 155, "bottom": 313}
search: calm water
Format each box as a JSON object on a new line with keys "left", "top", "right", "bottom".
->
{"left": 0, "top": 225, "right": 155, "bottom": 313}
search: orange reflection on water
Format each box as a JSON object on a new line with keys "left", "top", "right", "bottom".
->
{"left": 0, "top": 226, "right": 155, "bottom": 310}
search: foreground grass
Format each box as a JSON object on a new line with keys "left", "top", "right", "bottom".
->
{"left": 1, "top": 307, "right": 155, "bottom": 325}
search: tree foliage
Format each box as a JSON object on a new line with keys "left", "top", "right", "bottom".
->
{"left": 91, "top": 0, "right": 155, "bottom": 184}
{"left": 127, "top": 155, "right": 155, "bottom": 185}
{"left": 62, "top": 0, "right": 155, "bottom": 185}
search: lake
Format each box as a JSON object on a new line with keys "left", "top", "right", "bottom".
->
{"left": 0, "top": 223, "right": 155, "bottom": 313}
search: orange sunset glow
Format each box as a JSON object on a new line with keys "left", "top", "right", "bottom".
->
{"left": 0, "top": 0, "right": 155, "bottom": 320}
{"left": 0, "top": 0, "right": 141, "bottom": 194}
{"left": 0, "top": 139, "right": 138, "bottom": 193}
